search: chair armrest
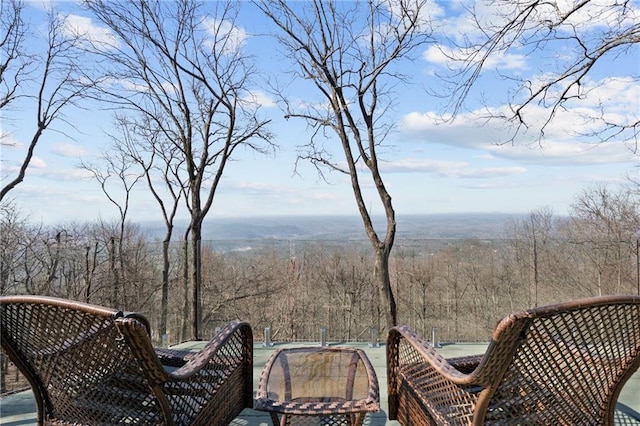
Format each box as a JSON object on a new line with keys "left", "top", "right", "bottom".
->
{"left": 388, "top": 326, "right": 480, "bottom": 383}
{"left": 387, "top": 326, "right": 485, "bottom": 424}
{"left": 448, "top": 354, "right": 483, "bottom": 374}
{"left": 167, "top": 320, "right": 253, "bottom": 381}
{"left": 117, "top": 318, "right": 252, "bottom": 388}
{"left": 155, "top": 348, "right": 194, "bottom": 369}
{"left": 163, "top": 320, "right": 254, "bottom": 414}
{"left": 117, "top": 318, "right": 253, "bottom": 423}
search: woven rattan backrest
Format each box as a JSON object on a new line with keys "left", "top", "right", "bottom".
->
{"left": 0, "top": 296, "right": 166, "bottom": 425}
{"left": 478, "top": 296, "right": 640, "bottom": 425}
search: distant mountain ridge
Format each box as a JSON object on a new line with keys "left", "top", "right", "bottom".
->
{"left": 139, "top": 213, "right": 526, "bottom": 241}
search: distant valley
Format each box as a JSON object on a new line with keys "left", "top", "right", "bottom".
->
{"left": 140, "top": 213, "right": 527, "bottom": 242}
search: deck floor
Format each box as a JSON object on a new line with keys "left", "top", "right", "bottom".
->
{"left": 1, "top": 341, "right": 639, "bottom": 425}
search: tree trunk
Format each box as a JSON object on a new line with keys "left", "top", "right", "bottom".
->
{"left": 190, "top": 226, "right": 202, "bottom": 340}
{"left": 110, "top": 237, "right": 118, "bottom": 306}
{"left": 373, "top": 246, "right": 396, "bottom": 331}
{"left": 1, "top": 254, "right": 8, "bottom": 295}
{"left": 160, "top": 237, "right": 170, "bottom": 340}
{"left": 118, "top": 223, "right": 126, "bottom": 306}
{"left": 84, "top": 245, "right": 91, "bottom": 302}
{"left": 181, "top": 237, "right": 189, "bottom": 342}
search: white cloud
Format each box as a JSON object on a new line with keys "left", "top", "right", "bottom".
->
{"left": 53, "top": 168, "right": 95, "bottom": 181}
{"left": 204, "top": 18, "right": 248, "bottom": 55}
{"left": 221, "top": 180, "right": 343, "bottom": 212}
{"left": 384, "top": 158, "right": 466, "bottom": 172}
{"left": 23, "top": 164, "right": 94, "bottom": 181}
{"left": 400, "top": 70, "right": 639, "bottom": 166}
{"left": 107, "top": 77, "right": 144, "bottom": 93}
{"left": 62, "top": 14, "right": 118, "bottom": 49}
{"left": 440, "top": 0, "right": 640, "bottom": 42}
{"left": 510, "top": 75, "right": 639, "bottom": 145}
{"left": 306, "top": 192, "right": 341, "bottom": 202}
{"left": 422, "top": 44, "right": 526, "bottom": 70}
{"left": 381, "top": 158, "right": 526, "bottom": 178}
{"left": 385, "top": 0, "right": 445, "bottom": 31}
{"left": 487, "top": 52, "right": 527, "bottom": 70}
{"left": 490, "top": 140, "right": 634, "bottom": 165}
{"left": 27, "top": 156, "right": 47, "bottom": 169}
{"left": 399, "top": 104, "right": 636, "bottom": 165}
{"left": 432, "top": 0, "right": 490, "bottom": 42}
{"left": 535, "top": 0, "right": 640, "bottom": 30}
{"left": 229, "top": 181, "right": 294, "bottom": 194}
{"left": 243, "top": 90, "right": 276, "bottom": 108}
{"left": 400, "top": 109, "right": 513, "bottom": 149}
{"left": 27, "top": 0, "right": 55, "bottom": 11}
{"left": 425, "top": 0, "right": 640, "bottom": 78}
{"left": 574, "top": 77, "right": 640, "bottom": 124}
{"left": 107, "top": 76, "right": 177, "bottom": 95}
{"left": 0, "top": 132, "right": 23, "bottom": 149}
{"left": 422, "top": 45, "right": 450, "bottom": 65}
{"left": 51, "top": 143, "right": 88, "bottom": 158}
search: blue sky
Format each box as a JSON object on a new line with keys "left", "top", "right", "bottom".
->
{"left": 1, "top": 0, "right": 638, "bottom": 225}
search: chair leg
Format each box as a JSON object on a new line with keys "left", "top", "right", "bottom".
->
{"left": 269, "top": 412, "right": 282, "bottom": 425}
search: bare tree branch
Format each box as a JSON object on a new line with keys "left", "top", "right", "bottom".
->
{"left": 257, "top": 0, "right": 435, "bottom": 328}
{"left": 1, "top": 2, "right": 90, "bottom": 200}
{"left": 441, "top": 0, "right": 639, "bottom": 151}
{"left": 83, "top": 0, "right": 274, "bottom": 338}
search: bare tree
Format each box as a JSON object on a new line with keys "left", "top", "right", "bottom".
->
{"left": 567, "top": 183, "right": 640, "bottom": 295}
{"left": 522, "top": 207, "right": 555, "bottom": 307}
{"left": 0, "top": 200, "right": 31, "bottom": 294}
{"left": 257, "top": 0, "right": 434, "bottom": 330}
{"left": 441, "top": 0, "right": 639, "bottom": 151}
{"left": 394, "top": 246, "right": 439, "bottom": 333}
{"left": 111, "top": 114, "right": 184, "bottom": 341}
{"left": 83, "top": 0, "right": 273, "bottom": 339}
{"left": 0, "top": 0, "right": 88, "bottom": 200}
{"left": 81, "top": 148, "right": 143, "bottom": 306}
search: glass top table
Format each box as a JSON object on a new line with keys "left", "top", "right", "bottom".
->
{"left": 254, "top": 347, "right": 380, "bottom": 425}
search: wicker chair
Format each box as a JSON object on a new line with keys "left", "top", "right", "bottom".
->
{"left": 0, "top": 295, "right": 253, "bottom": 425}
{"left": 387, "top": 295, "right": 640, "bottom": 426}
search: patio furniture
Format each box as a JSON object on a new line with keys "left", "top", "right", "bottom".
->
{"left": 254, "top": 347, "right": 380, "bottom": 425}
{"left": 0, "top": 295, "right": 253, "bottom": 426}
{"left": 387, "top": 295, "right": 640, "bottom": 426}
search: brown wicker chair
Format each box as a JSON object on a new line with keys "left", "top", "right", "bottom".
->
{"left": 0, "top": 295, "right": 253, "bottom": 425}
{"left": 387, "top": 295, "right": 640, "bottom": 426}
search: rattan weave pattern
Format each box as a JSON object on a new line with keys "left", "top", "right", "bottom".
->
{"left": 387, "top": 295, "right": 640, "bottom": 426}
{"left": 0, "top": 295, "right": 253, "bottom": 426}
{"left": 615, "top": 404, "right": 640, "bottom": 425}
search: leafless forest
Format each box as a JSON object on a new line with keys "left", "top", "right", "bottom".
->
{"left": 1, "top": 186, "right": 639, "bottom": 394}
{"left": 2, "top": 185, "right": 639, "bottom": 349}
